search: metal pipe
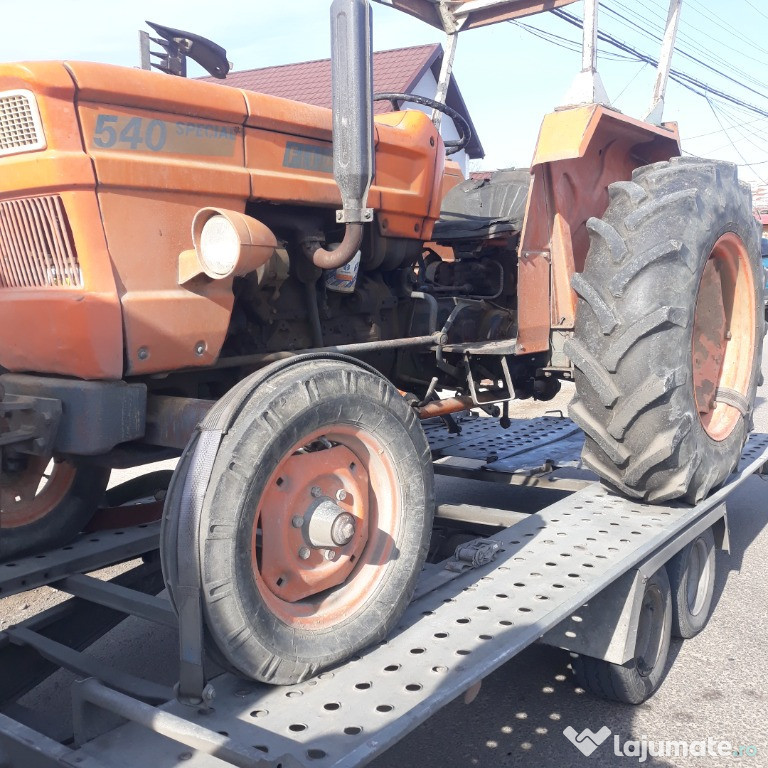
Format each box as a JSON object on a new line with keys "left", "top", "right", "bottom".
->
{"left": 72, "top": 679, "right": 260, "bottom": 768}
{"left": 416, "top": 395, "right": 474, "bottom": 419}
{"left": 305, "top": 281, "right": 325, "bottom": 346}
{"left": 321, "top": 0, "right": 374, "bottom": 269}
{"left": 312, "top": 223, "right": 364, "bottom": 270}
{"left": 582, "top": 0, "right": 598, "bottom": 74}
{"left": 209, "top": 332, "right": 443, "bottom": 371}
{"left": 432, "top": 30, "right": 458, "bottom": 129}
{"left": 410, "top": 290, "right": 439, "bottom": 334}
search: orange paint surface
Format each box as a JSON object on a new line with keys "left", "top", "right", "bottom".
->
{"left": 0, "top": 61, "right": 446, "bottom": 378}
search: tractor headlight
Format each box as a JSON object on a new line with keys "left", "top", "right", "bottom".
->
{"left": 199, "top": 215, "right": 241, "bottom": 278}
{"left": 179, "top": 208, "right": 277, "bottom": 284}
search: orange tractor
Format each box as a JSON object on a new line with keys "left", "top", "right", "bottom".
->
{"left": 0, "top": 0, "right": 762, "bottom": 684}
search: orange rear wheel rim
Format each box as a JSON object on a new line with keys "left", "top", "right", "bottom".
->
{"left": 0, "top": 458, "right": 77, "bottom": 529}
{"left": 692, "top": 232, "right": 756, "bottom": 441}
{"left": 252, "top": 424, "right": 400, "bottom": 630}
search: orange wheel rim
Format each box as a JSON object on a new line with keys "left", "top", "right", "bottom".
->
{"left": 692, "top": 232, "right": 756, "bottom": 441}
{"left": 0, "top": 458, "right": 77, "bottom": 528}
{"left": 252, "top": 424, "right": 400, "bottom": 630}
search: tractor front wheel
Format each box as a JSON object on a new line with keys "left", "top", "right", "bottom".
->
{"left": 567, "top": 158, "right": 763, "bottom": 503}
{"left": 194, "top": 360, "right": 434, "bottom": 684}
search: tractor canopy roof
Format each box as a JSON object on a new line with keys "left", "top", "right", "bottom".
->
{"left": 373, "top": 0, "right": 579, "bottom": 31}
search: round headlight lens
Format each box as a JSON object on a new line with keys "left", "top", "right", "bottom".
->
{"left": 199, "top": 215, "right": 240, "bottom": 277}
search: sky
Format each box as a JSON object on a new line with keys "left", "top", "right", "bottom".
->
{"left": 2, "top": 0, "right": 768, "bottom": 184}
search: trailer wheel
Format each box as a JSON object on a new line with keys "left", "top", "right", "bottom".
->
{"left": 573, "top": 566, "right": 672, "bottom": 704}
{"left": 195, "top": 360, "right": 434, "bottom": 684}
{"left": 0, "top": 458, "right": 109, "bottom": 561}
{"left": 667, "top": 526, "right": 716, "bottom": 638}
{"left": 567, "top": 158, "right": 763, "bottom": 503}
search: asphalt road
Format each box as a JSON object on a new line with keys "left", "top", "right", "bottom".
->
{"left": 3, "top": 340, "right": 768, "bottom": 767}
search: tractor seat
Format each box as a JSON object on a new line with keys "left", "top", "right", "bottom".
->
{"left": 433, "top": 168, "right": 530, "bottom": 243}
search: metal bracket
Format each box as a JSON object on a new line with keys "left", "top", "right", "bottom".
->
{"left": 0, "top": 393, "right": 61, "bottom": 456}
{"left": 465, "top": 352, "right": 515, "bottom": 405}
{"left": 446, "top": 538, "right": 501, "bottom": 573}
{"left": 336, "top": 208, "right": 374, "bottom": 224}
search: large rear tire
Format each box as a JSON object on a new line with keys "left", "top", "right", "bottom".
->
{"left": 0, "top": 458, "right": 109, "bottom": 561}
{"left": 566, "top": 158, "right": 763, "bottom": 503}
{"left": 193, "top": 360, "right": 434, "bottom": 684}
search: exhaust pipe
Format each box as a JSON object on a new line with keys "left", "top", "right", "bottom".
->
{"left": 312, "top": 0, "right": 375, "bottom": 270}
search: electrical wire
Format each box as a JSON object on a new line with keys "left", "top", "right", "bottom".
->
{"left": 513, "top": 21, "right": 640, "bottom": 62}
{"left": 743, "top": 0, "right": 768, "bottom": 20}
{"left": 551, "top": 8, "right": 768, "bottom": 121}
{"left": 601, "top": 4, "right": 768, "bottom": 102}
{"left": 686, "top": 114, "right": 768, "bottom": 141}
{"left": 614, "top": 61, "right": 648, "bottom": 105}
{"left": 704, "top": 96, "right": 768, "bottom": 182}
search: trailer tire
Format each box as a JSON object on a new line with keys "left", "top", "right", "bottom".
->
{"left": 667, "top": 526, "right": 716, "bottom": 638}
{"left": 573, "top": 566, "right": 672, "bottom": 705}
{"left": 0, "top": 460, "right": 109, "bottom": 562}
{"left": 567, "top": 158, "right": 763, "bottom": 503}
{"left": 195, "top": 360, "right": 434, "bottom": 684}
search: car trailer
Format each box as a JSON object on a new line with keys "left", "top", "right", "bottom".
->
{"left": 0, "top": 414, "right": 766, "bottom": 768}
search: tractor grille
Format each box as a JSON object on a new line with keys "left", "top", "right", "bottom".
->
{"left": 0, "top": 196, "right": 82, "bottom": 288}
{"left": 0, "top": 91, "right": 45, "bottom": 156}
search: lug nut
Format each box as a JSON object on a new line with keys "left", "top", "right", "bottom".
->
{"left": 298, "top": 547, "right": 311, "bottom": 560}
{"left": 310, "top": 486, "right": 323, "bottom": 498}
{"left": 291, "top": 515, "right": 304, "bottom": 528}
{"left": 330, "top": 512, "right": 356, "bottom": 546}
{"left": 324, "top": 549, "right": 337, "bottom": 561}
{"left": 335, "top": 489, "right": 347, "bottom": 502}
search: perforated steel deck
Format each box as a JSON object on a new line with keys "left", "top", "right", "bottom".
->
{"left": 0, "top": 522, "right": 160, "bottom": 599}
{"left": 425, "top": 415, "right": 581, "bottom": 464}
{"left": 67, "top": 432, "right": 768, "bottom": 768}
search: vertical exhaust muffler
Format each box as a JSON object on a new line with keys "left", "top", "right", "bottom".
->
{"left": 312, "top": 0, "right": 375, "bottom": 270}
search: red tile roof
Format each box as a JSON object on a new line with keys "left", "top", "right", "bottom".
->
{"left": 200, "top": 44, "right": 438, "bottom": 115}
{"left": 199, "top": 44, "right": 483, "bottom": 157}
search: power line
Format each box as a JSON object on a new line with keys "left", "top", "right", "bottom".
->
{"left": 614, "top": 61, "right": 648, "bottom": 105}
{"left": 611, "top": 0, "right": 768, "bottom": 88}
{"left": 704, "top": 96, "right": 768, "bottom": 182}
{"left": 601, "top": 3, "right": 768, "bottom": 103}
{"left": 683, "top": 0, "right": 768, "bottom": 58}
{"left": 743, "top": 0, "right": 768, "bottom": 20}
{"left": 512, "top": 21, "right": 640, "bottom": 62}
{"left": 686, "top": 114, "right": 768, "bottom": 141}
{"left": 551, "top": 8, "right": 768, "bottom": 121}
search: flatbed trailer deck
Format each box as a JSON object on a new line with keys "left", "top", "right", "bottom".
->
{"left": 0, "top": 415, "right": 766, "bottom": 768}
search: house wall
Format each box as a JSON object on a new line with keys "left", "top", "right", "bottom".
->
{"left": 402, "top": 70, "right": 468, "bottom": 176}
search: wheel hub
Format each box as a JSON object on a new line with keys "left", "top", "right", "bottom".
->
{"left": 256, "top": 443, "right": 370, "bottom": 604}
{"left": 305, "top": 498, "right": 357, "bottom": 548}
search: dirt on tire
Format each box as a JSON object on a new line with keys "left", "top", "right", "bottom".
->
{"left": 566, "top": 157, "right": 764, "bottom": 503}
